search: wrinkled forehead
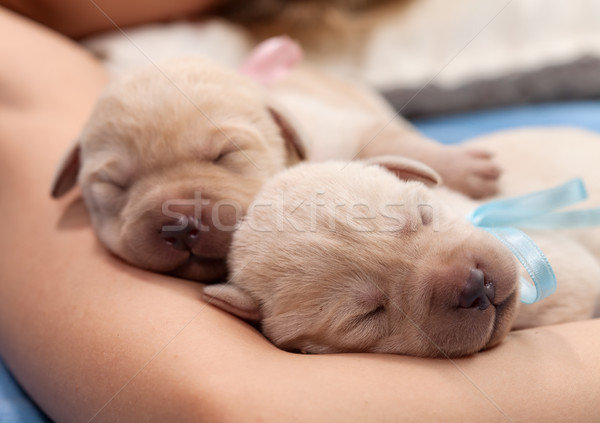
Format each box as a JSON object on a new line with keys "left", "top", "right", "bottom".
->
{"left": 96, "top": 71, "right": 266, "bottom": 129}
{"left": 106, "top": 61, "right": 265, "bottom": 115}
{"left": 270, "top": 178, "right": 437, "bottom": 234}
{"left": 80, "top": 75, "right": 270, "bottom": 164}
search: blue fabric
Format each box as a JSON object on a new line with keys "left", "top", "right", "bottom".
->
{"left": 0, "top": 357, "right": 51, "bottom": 422}
{"left": 466, "top": 178, "right": 600, "bottom": 229}
{"left": 467, "top": 177, "right": 600, "bottom": 304}
{"left": 1, "top": 100, "right": 599, "bottom": 423}
{"left": 412, "top": 100, "right": 600, "bottom": 144}
{"left": 480, "top": 226, "right": 556, "bottom": 304}
{"left": 467, "top": 178, "right": 592, "bottom": 304}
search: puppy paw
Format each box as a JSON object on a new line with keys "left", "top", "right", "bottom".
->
{"left": 434, "top": 146, "right": 501, "bottom": 199}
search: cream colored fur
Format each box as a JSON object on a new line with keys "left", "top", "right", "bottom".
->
{"left": 205, "top": 128, "right": 600, "bottom": 357}
{"left": 52, "top": 58, "right": 306, "bottom": 281}
{"left": 52, "top": 56, "right": 499, "bottom": 281}
{"left": 268, "top": 64, "right": 500, "bottom": 198}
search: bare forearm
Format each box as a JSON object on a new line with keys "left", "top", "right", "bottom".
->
{"left": 1, "top": 0, "right": 222, "bottom": 38}
{"left": 1, "top": 8, "right": 598, "bottom": 423}
{"left": 0, "top": 7, "right": 106, "bottom": 115}
{"left": 2, "top": 117, "right": 599, "bottom": 423}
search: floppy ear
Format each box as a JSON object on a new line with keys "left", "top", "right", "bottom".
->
{"left": 51, "top": 142, "right": 81, "bottom": 198}
{"left": 267, "top": 100, "right": 310, "bottom": 166}
{"left": 202, "top": 283, "right": 262, "bottom": 322}
{"left": 363, "top": 155, "right": 442, "bottom": 187}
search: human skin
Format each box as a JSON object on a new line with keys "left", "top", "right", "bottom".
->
{"left": 0, "top": 0, "right": 221, "bottom": 38}
{"left": 1, "top": 7, "right": 600, "bottom": 423}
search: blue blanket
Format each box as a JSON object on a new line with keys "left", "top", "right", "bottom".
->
{"left": 0, "top": 360, "right": 50, "bottom": 422}
{"left": 412, "top": 101, "right": 600, "bottom": 144}
{"left": 2, "top": 100, "right": 599, "bottom": 422}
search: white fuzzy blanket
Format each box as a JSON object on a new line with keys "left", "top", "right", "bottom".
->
{"left": 84, "top": 0, "right": 600, "bottom": 116}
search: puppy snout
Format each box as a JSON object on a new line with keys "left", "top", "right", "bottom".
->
{"left": 459, "top": 268, "right": 495, "bottom": 310}
{"left": 156, "top": 199, "right": 237, "bottom": 258}
{"left": 161, "top": 215, "right": 200, "bottom": 251}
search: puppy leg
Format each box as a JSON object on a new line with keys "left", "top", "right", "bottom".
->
{"left": 272, "top": 65, "right": 501, "bottom": 198}
{"left": 357, "top": 123, "right": 501, "bottom": 198}
{"left": 321, "top": 71, "right": 501, "bottom": 198}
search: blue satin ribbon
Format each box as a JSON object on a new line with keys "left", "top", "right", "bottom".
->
{"left": 467, "top": 178, "right": 600, "bottom": 304}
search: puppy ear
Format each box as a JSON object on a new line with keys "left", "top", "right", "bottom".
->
{"left": 202, "top": 283, "right": 262, "bottom": 322}
{"left": 267, "top": 100, "right": 310, "bottom": 165}
{"left": 51, "top": 142, "right": 81, "bottom": 198}
{"left": 364, "top": 155, "right": 442, "bottom": 187}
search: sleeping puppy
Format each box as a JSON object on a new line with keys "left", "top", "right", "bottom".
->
{"left": 51, "top": 58, "right": 307, "bottom": 281}
{"left": 267, "top": 63, "right": 500, "bottom": 198}
{"left": 52, "top": 55, "right": 498, "bottom": 281}
{"left": 204, "top": 128, "right": 600, "bottom": 357}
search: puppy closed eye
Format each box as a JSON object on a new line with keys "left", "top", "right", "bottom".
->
{"left": 89, "top": 177, "right": 128, "bottom": 213}
{"left": 212, "top": 143, "right": 243, "bottom": 163}
{"left": 349, "top": 304, "right": 386, "bottom": 328}
{"left": 344, "top": 303, "right": 389, "bottom": 346}
{"left": 364, "top": 305, "right": 386, "bottom": 320}
{"left": 214, "top": 152, "right": 229, "bottom": 163}
{"left": 352, "top": 285, "right": 387, "bottom": 323}
{"left": 94, "top": 170, "right": 129, "bottom": 191}
{"left": 419, "top": 205, "right": 434, "bottom": 226}
{"left": 213, "top": 150, "right": 252, "bottom": 173}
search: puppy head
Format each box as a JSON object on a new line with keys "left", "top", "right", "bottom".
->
{"left": 51, "top": 57, "right": 308, "bottom": 281}
{"left": 204, "top": 157, "right": 519, "bottom": 357}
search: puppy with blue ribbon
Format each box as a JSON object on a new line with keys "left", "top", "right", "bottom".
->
{"left": 468, "top": 177, "right": 600, "bottom": 304}
{"left": 205, "top": 128, "right": 600, "bottom": 357}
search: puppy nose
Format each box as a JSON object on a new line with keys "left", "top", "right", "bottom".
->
{"left": 160, "top": 215, "right": 200, "bottom": 251}
{"left": 459, "top": 268, "right": 495, "bottom": 310}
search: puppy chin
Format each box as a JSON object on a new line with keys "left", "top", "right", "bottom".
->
{"left": 441, "top": 289, "right": 518, "bottom": 358}
{"left": 441, "top": 289, "right": 519, "bottom": 358}
{"left": 169, "top": 257, "right": 228, "bottom": 282}
{"left": 483, "top": 289, "right": 519, "bottom": 351}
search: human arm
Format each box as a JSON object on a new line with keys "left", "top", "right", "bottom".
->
{"left": 1, "top": 0, "right": 221, "bottom": 38}
{"left": 1, "top": 7, "right": 599, "bottom": 422}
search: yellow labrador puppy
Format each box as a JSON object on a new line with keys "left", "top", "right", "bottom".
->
{"left": 52, "top": 56, "right": 498, "bottom": 281}
{"left": 52, "top": 58, "right": 307, "bottom": 281}
{"left": 205, "top": 128, "right": 600, "bottom": 357}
